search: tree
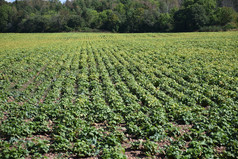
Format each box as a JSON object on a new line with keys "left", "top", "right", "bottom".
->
{"left": 214, "top": 7, "right": 237, "bottom": 26}
{"left": 156, "top": 13, "right": 173, "bottom": 32}
{"left": 174, "top": 1, "right": 212, "bottom": 31}
{"left": 0, "top": 0, "right": 6, "bottom": 6}
{"left": 0, "top": 0, "right": 237, "bottom": 33}
{"left": 0, "top": 4, "right": 12, "bottom": 32}
{"left": 67, "top": 15, "right": 85, "bottom": 30}
{"left": 99, "top": 10, "right": 120, "bottom": 32}
{"left": 141, "top": 9, "right": 160, "bottom": 32}
{"left": 83, "top": 9, "right": 98, "bottom": 27}
{"left": 19, "top": 15, "right": 49, "bottom": 32}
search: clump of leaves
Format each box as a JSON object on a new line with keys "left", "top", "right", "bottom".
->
{"left": 101, "top": 145, "right": 126, "bottom": 159}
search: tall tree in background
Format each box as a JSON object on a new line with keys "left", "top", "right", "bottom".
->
{"left": 0, "top": 0, "right": 237, "bottom": 32}
{"left": 0, "top": 4, "right": 12, "bottom": 32}
{"left": 174, "top": 0, "right": 216, "bottom": 31}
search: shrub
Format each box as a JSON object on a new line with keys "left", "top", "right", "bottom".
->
{"left": 199, "top": 25, "right": 223, "bottom": 32}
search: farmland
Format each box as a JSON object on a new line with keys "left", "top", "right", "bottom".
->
{"left": 0, "top": 32, "right": 237, "bottom": 158}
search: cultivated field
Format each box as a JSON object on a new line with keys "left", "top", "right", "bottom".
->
{"left": 0, "top": 32, "right": 237, "bottom": 158}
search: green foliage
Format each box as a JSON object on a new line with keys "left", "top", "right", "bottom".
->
{"left": 99, "top": 10, "right": 120, "bottom": 32}
{"left": 199, "top": 25, "right": 223, "bottom": 32}
{"left": 27, "top": 139, "right": 50, "bottom": 154}
{"left": 67, "top": 15, "right": 85, "bottom": 31}
{"left": 0, "top": 4, "right": 12, "bottom": 32}
{"left": 0, "top": 32, "right": 237, "bottom": 158}
{"left": 174, "top": 0, "right": 237, "bottom": 31}
{"left": 174, "top": 3, "right": 209, "bottom": 31}
{"left": 101, "top": 145, "right": 126, "bottom": 159}
{"left": 214, "top": 7, "right": 237, "bottom": 26}
{"left": 0, "top": 0, "right": 237, "bottom": 32}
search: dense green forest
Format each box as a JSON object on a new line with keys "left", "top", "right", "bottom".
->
{"left": 0, "top": 0, "right": 238, "bottom": 33}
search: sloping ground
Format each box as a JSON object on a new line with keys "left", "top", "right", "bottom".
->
{"left": 0, "top": 32, "right": 237, "bottom": 158}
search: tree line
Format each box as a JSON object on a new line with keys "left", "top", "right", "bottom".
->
{"left": 0, "top": 0, "right": 237, "bottom": 33}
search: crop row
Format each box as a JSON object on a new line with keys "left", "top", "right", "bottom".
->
{"left": 0, "top": 32, "right": 237, "bottom": 158}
